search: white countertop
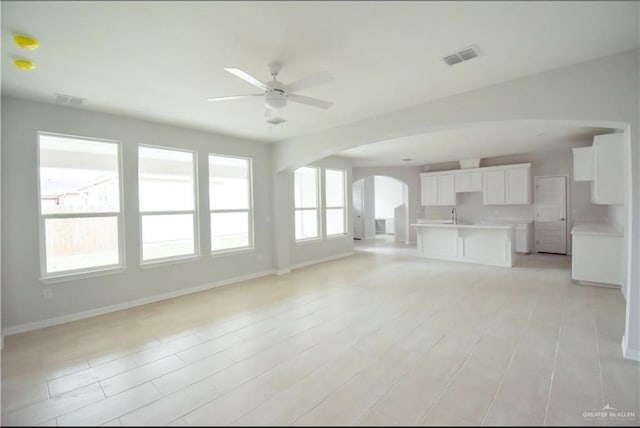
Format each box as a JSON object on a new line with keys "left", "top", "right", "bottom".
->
{"left": 571, "top": 223, "right": 623, "bottom": 237}
{"left": 481, "top": 218, "right": 533, "bottom": 225}
{"left": 411, "top": 223, "right": 515, "bottom": 230}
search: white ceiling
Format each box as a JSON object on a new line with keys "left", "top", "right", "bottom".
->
{"left": 2, "top": 1, "right": 638, "bottom": 143}
{"left": 340, "top": 122, "right": 616, "bottom": 167}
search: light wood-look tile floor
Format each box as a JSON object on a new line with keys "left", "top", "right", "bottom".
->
{"left": 2, "top": 239, "right": 639, "bottom": 426}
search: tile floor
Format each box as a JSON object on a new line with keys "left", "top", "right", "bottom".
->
{"left": 1, "top": 238, "right": 638, "bottom": 426}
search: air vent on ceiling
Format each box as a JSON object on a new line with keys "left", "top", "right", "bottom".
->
{"left": 54, "top": 93, "right": 85, "bottom": 105}
{"left": 442, "top": 46, "right": 480, "bottom": 66}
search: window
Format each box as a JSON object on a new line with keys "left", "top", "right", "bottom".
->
{"left": 38, "top": 133, "right": 123, "bottom": 277}
{"left": 139, "top": 146, "right": 197, "bottom": 263}
{"left": 325, "top": 169, "right": 347, "bottom": 236}
{"left": 294, "top": 166, "right": 320, "bottom": 241}
{"left": 209, "top": 154, "right": 253, "bottom": 253}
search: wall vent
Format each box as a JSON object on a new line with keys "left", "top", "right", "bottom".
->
{"left": 442, "top": 46, "right": 480, "bottom": 66}
{"left": 54, "top": 93, "right": 85, "bottom": 105}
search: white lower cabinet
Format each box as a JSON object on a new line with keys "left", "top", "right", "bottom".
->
{"left": 571, "top": 224, "right": 623, "bottom": 286}
{"left": 514, "top": 223, "right": 532, "bottom": 253}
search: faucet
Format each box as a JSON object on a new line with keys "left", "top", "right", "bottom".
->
{"left": 450, "top": 208, "right": 457, "bottom": 224}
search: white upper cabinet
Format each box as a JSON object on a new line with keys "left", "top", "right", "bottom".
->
{"left": 505, "top": 167, "right": 530, "bottom": 204}
{"left": 437, "top": 175, "right": 456, "bottom": 205}
{"left": 572, "top": 147, "right": 594, "bottom": 181}
{"left": 482, "top": 170, "right": 506, "bottom": 205}
{"left": 591, "top": 134, "right": 624, "bottom": 205}
{"left": 421, "top": 175, "right": 438, "bottom": 206}
{"left": 455, "top": 171, "right": 482, "bottom": 193}
{"left": 571, "top": 133, "right": 624, "bottom": 205}
{"left": 482, "top": 165, "right": 531, "bottom": 205}
{"left": 422, "top": 163, "right": 530, "bottom": 206}
{"left": 420, "top": 174, "right": 456, "bottom": 206}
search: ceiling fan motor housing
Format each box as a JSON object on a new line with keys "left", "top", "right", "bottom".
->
{"left": 265, "top": 90, "right": 286, "bottom": 110}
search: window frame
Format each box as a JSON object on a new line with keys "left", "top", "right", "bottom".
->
{"left": 294, "top": 166, "right": 322, "bottom": 243}
{"left": 37, "top": 132, "right": 126, "bottom": 282}
{"left": 138, "top": 144, "right": 200, "bottom": 266}
{"left": 208, "top": 153, "right": 255, "bottom": 255}
{"left": 324, "top": 168, "right": 348, "bottom": 238}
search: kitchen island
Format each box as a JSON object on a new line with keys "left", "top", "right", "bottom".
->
{"left": 412, "top": 223, "right": 516, "bottom": 267}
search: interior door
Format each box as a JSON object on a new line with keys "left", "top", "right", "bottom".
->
{"left": 534, "top": 176, "right": 567, "bottom": 254}
{"left": 352, "top": 184, "right": 364, "bottom": 240}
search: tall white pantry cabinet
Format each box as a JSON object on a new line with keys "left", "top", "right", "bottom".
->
{"left": 571, "top": 132, "right": 625, "bottom": 287}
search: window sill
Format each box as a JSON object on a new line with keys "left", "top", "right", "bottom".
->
{"left": 140, "top": 255, "right": 201, "bottom": 269}
{"left": 295, "top": 237, "right": 322, "bottom": 245}
{"left": 327, "top": 233, "right": 350, "bottom": 240}
{"left": 40, "top": 266, "right": 127, "bottom": 284}
{"left": 211, "top": 247, "right": 255, "bottom": 258}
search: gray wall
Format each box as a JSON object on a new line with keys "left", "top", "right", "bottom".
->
{"left": 1, "top": 97, "right": 274, "bottom": 329}
{"left": 289, "top": 156, "right": 354, "bottom": 266}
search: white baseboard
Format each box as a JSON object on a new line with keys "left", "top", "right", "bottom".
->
{"left": 2, "top": 269, "right": 275, "bottom": 337}
{"left": 276, "top": 268, "right": 291, "bottom": 275}
{"left": 622, "top": 336, "right": 640, "bottom": 361}
{"left": 290, "top": 251, "right": 354, "bottom": 271}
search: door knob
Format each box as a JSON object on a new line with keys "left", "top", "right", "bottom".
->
{"left": 560, "top": 218, "right": 565, "bottom": 221}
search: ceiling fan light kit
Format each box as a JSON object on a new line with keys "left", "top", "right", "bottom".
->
{"left": 264, "top": 90, "right": 286, "bottom": 110}
{"left": 207, "top": 62, "right": 334, "bottom": 124}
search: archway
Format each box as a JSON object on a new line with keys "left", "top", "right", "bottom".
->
{"left": 352, "top": 175, "right": 410, "bottom": 244}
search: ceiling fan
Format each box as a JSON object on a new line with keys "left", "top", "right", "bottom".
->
{"left": 207, "top": 62, "right": 334, "bottom": 125}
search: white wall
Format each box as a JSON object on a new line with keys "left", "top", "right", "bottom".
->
{"left": 423, "top": 148, "right": 609, "bottom": 254}
{"left": 288, "top": 156, "right": 354, "bottom": 267}
{"left": 1, "top": 96, "right": 274, "bottom": 330}
{"left": 374, "top": 176, "right": 404, "bottom": 219}
{"left": 279, "top": 50, "right": 639, "bottom": 359}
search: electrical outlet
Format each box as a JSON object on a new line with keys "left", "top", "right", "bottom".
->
{"left": 43, "top": 288, "right": 53, "bottom": 300}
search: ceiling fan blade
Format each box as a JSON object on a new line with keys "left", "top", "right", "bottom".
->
{"left": 206, "top": 94, "right": 262, "bottom": 101}
{"left": 288, "top": 94, "right": 333, "bottom": 110}
{"left": 285, "top": 71, "right": 333, "bottom": 93}
{"left": 224, "top": 68, "right": 271, "bottom": 91}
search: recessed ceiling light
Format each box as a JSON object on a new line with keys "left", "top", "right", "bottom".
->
{"left": 13, "top": 34, "right": 39, "bottom": 50}
{"left": 13, "top": 59, "right": 35, "bottom": 70}
{"left": 402, "top": 158, "right": 412, "bottom": 162}
{"left": 54, "top": 93, "right": 85, "bottom": 105}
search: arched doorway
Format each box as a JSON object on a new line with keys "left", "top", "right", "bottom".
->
{"left": 352, "top": 175, "right": 410, "bottom": 244}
